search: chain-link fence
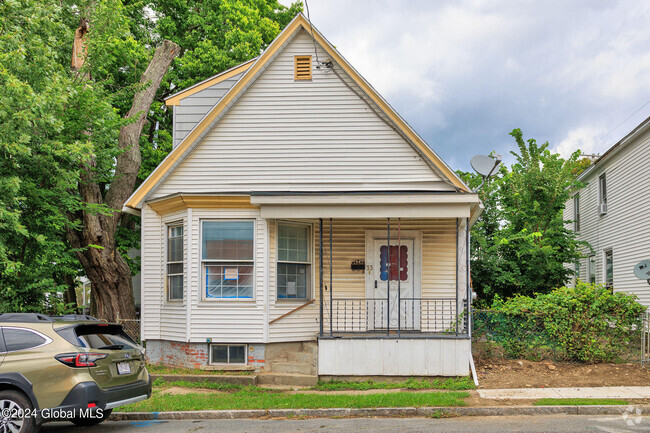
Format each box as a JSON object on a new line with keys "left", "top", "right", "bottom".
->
{"left": 117, "top": 319, "right": 141, "bottom": 344}
{"left": 472, "top": 309, "right": 646, "bottom": 364}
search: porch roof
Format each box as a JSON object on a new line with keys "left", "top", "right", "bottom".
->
{"left": 250, "top": 192, "right": 480, "bottom": 219}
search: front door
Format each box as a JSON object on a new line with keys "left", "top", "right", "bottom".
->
{"left": 370, "top": 238, "right": 418, "bottom": 330}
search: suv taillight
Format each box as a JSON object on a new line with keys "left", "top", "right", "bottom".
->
{"left": 55, "top": 353, "right": 108, "bottom": 367}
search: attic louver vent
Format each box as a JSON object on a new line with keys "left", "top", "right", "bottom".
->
{"left": 294, "top": 55, "right": 312, "bottom": 81}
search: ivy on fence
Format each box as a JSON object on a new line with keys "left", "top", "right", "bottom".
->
{"left": 472, "top": 282, "right": 646, "bottom": 362}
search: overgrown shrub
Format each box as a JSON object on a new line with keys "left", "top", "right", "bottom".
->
{"left": 473, "top": 282, "right": 646, "bottom": 362}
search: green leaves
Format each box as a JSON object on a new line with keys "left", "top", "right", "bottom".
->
{"left": 475, "top": 282, "right": 646, "bottom": 362}
{"left": 459, "top": 129, "right": 589, "bottom": 303}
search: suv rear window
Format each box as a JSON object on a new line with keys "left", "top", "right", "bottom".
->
{"left": 57, "top": 324, "right": 137, "bottom": 350}
{"left": 3, "top": 328, "right": 48, "bottom": 352}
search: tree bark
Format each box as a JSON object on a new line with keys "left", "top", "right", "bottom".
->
{"left": 67, "top": 39, "right": 180, "bottom": 321}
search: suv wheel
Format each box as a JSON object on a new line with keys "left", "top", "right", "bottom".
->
{"left": 71, "top": 408, "right": 112, "bottom": 427}
{"left": 0, "top": 390, "right": 37, "bottom": 433}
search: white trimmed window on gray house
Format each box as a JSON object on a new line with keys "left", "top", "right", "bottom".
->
{"left": 598, "top": 173, "right": 607, "bottom": 215}
{"left": 167, "top": 224, "right": 184, "bottom": 300}
{"left": 277, "top": 222, "right": 312, "bottom": 300}
{"left": 202, "top": 220, "right": 255, "bottom": 299}
{"left": 573, "top": 194, "right": 580, "bottom": 232}
{"left": 605, "top": 249, "right": 614, "bottom": 287}
{"left": 588, "top": 255, "right": 596, "bottom": 284}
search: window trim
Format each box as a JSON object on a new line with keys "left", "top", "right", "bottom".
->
{"left": 200, "top": 219, "right": 256, "bottom": 301}
{"left": 209, "top": 343, "right": 248, "bottom": 365}
{"left": 0, "top": 327, "right": 52, "bottom": 353}
{"left": 276, "top": 221, "right": 314, "bottom": 302}
{"left": 573, "top": 194, "right": 580, "bottom": 232}
{"left": 166, "top": 222, "right": 185, "bottom": 302}
{"left": 604, "top": 249, "right": 614, "bottom": 287}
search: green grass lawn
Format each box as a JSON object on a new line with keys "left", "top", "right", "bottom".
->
{"left": 312, "top": 377, "right": 475, "bottom": 391}
{"left": 534, "top": 398, "right": 629, "bottom": 406}
{"left": 121, "top": 388, "right": 469, "bottom": 412}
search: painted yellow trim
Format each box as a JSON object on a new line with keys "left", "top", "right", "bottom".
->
{"left": 149, "top": 195, "right": 258, "bottom": 215}
{"left": 127, "top": 14, "right": 468, "bottom": 209}
{"left": 164, "top": 61, "right": 254, "bottom": 106}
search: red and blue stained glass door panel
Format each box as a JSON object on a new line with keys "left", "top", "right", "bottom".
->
{"left": 371, "top": 239, "right": 418, "bottom": 330}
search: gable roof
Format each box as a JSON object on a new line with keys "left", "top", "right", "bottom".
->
{"left": 125, "top": 13, "right": 470, "bottom": 210}
{"left": 577, "top": 114, "right": 650, "bottom": 181}
{"left": 164, "top": 58, "right": 256, "bottom": 106}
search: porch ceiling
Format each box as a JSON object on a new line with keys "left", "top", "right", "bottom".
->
{"left": 250, "top": 193, "right": 478, "bottom": 219}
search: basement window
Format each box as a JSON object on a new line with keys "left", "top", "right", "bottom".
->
{"left": 294, "top": 55, "right": 312, "bottom": 81}
{"left": 210, "top": 344, "right": 247, "bottom": 365}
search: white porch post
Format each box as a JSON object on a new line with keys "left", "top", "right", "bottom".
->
{"left": 457, "top": 218, "right": 469, "bottom": 334}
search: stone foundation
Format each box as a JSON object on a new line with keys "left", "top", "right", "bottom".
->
{"left": 144, "top": 340, "right": 316, "bottom": 373}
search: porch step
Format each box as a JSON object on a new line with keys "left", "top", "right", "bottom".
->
{"left": 257, "top": 372, "right": 318, "bottom": 387}
{"left": 270, "top": 361, "right": 317, "bottom": 376}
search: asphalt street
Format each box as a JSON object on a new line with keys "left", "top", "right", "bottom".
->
{"left": 41, "top": 414, "right": 650, "bottom": 433}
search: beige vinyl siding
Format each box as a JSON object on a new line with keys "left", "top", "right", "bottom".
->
{"left": 268, "top": 218, "right": 462, "bottom": 342}
{"left": 565, "top": 126, "right": 650, "bottom": 305}
{"left": 172, "top": 73, "right": 244, "bottom": 148}
{"left": 153, "top": 30, "right": 451, "bottom": 198}
{"left": 187, "top": 208, "right": 266, "bottom": 343}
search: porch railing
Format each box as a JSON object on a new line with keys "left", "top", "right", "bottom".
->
{"left": 321, "top": 297, "right": 468, "bottom": 336}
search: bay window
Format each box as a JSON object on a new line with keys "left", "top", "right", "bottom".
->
{"left": 277, "top": 222, "right": 311, "bottom": 300}
{"left": 202, "top": 220, "right": 254, "bottom": 299}
{"left": 167, "top": 224, "right": 184, "bottom": 301}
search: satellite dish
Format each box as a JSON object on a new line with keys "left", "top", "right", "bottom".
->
{"left": 470, "top": 154, "right": 502, "bottom": 190}
{"left": 633, "top": 260, "right": 650, "bottom": 282}
{"left": 471, "top": 155, "right": 500, "bottom": 177}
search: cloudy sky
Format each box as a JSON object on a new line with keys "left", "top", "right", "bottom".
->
{"left": 283, "top": 0, "right": 650, "bottom": 171}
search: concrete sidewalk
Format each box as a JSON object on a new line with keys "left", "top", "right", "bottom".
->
{"left": 478, "top": 386, "right": 650, "bottom": 399}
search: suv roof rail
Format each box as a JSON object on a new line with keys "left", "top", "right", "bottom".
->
{"left": 50, "top": 314, "right": 101, "bottom": 322}
{"left": 0, "top": 313, "right": 54, "bottom": 323}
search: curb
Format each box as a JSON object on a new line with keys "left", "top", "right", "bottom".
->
{"left": 111, "top": 405, "right": 650, "bottom": 421}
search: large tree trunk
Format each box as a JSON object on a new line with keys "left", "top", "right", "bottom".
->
{"left": 67, "top": 37, "right": 180, "bottom": 321}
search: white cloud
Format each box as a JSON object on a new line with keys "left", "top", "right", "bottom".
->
{"left": 553, "top": 125, "right": 607, "bottom": 158}
{"left": 288, "top": 0, "right": 650, "bottom": 170}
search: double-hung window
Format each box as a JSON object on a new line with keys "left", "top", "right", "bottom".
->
{"left": 167, "top": 225, "right": 184, "bottom": 301}
{"left": 277, "top": 223, "right": 311, "bottom": 300}
{"left": 599, "top": 173, "right": 607, "bottom": 215}
{"left": 588, "top": 255, "right": 596, "bottom": 284}
{"left": 202, "top": 221, "right": 254, "bottom": 299}
{"left": 573, "top": 194, "right": 580, "bottom": 232}
{"left": 604, "top": 249, "right": 613, "bottom": 287}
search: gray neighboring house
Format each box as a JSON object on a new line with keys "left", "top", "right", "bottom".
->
{"left": 565, "top": 116, "right": 650, "bottom": 306}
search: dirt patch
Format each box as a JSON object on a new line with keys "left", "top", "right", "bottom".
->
{"left": 159, "top": 386, "right": 224, "bottom": 396}
{"left": 476, "top": 359, "right": 650, "bottom": 389}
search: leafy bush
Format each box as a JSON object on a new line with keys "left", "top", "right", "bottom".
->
{"left": 473, "top": 282, "right": 646, "bottom": 362}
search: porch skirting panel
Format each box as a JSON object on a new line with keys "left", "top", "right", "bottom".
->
{"left": 318, "top": 338, "right": 470, "bottom": 376}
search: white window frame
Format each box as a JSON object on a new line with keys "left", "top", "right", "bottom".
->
{"left": 209, "top": 343, "right": 248, "bottom": 365}
{"left": 587, "top": 255, "right": 596, "bottom": 284}
{"left": 598, "top": 173, "right": 607, "bottom": 215}
{"left": 166, "top": 223, "right": 184, "bottom": 302}
{"left": 604, "top": 249, "right": 613, "bottom": 287}
{"left": 276, "top": 221, "right": 313, "bottom": 302}
{"left": 573, "top": 194, "right": 580, "bottom": 232}
{"left": 200, "top": 219, "right": 256, "bottom": 301}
